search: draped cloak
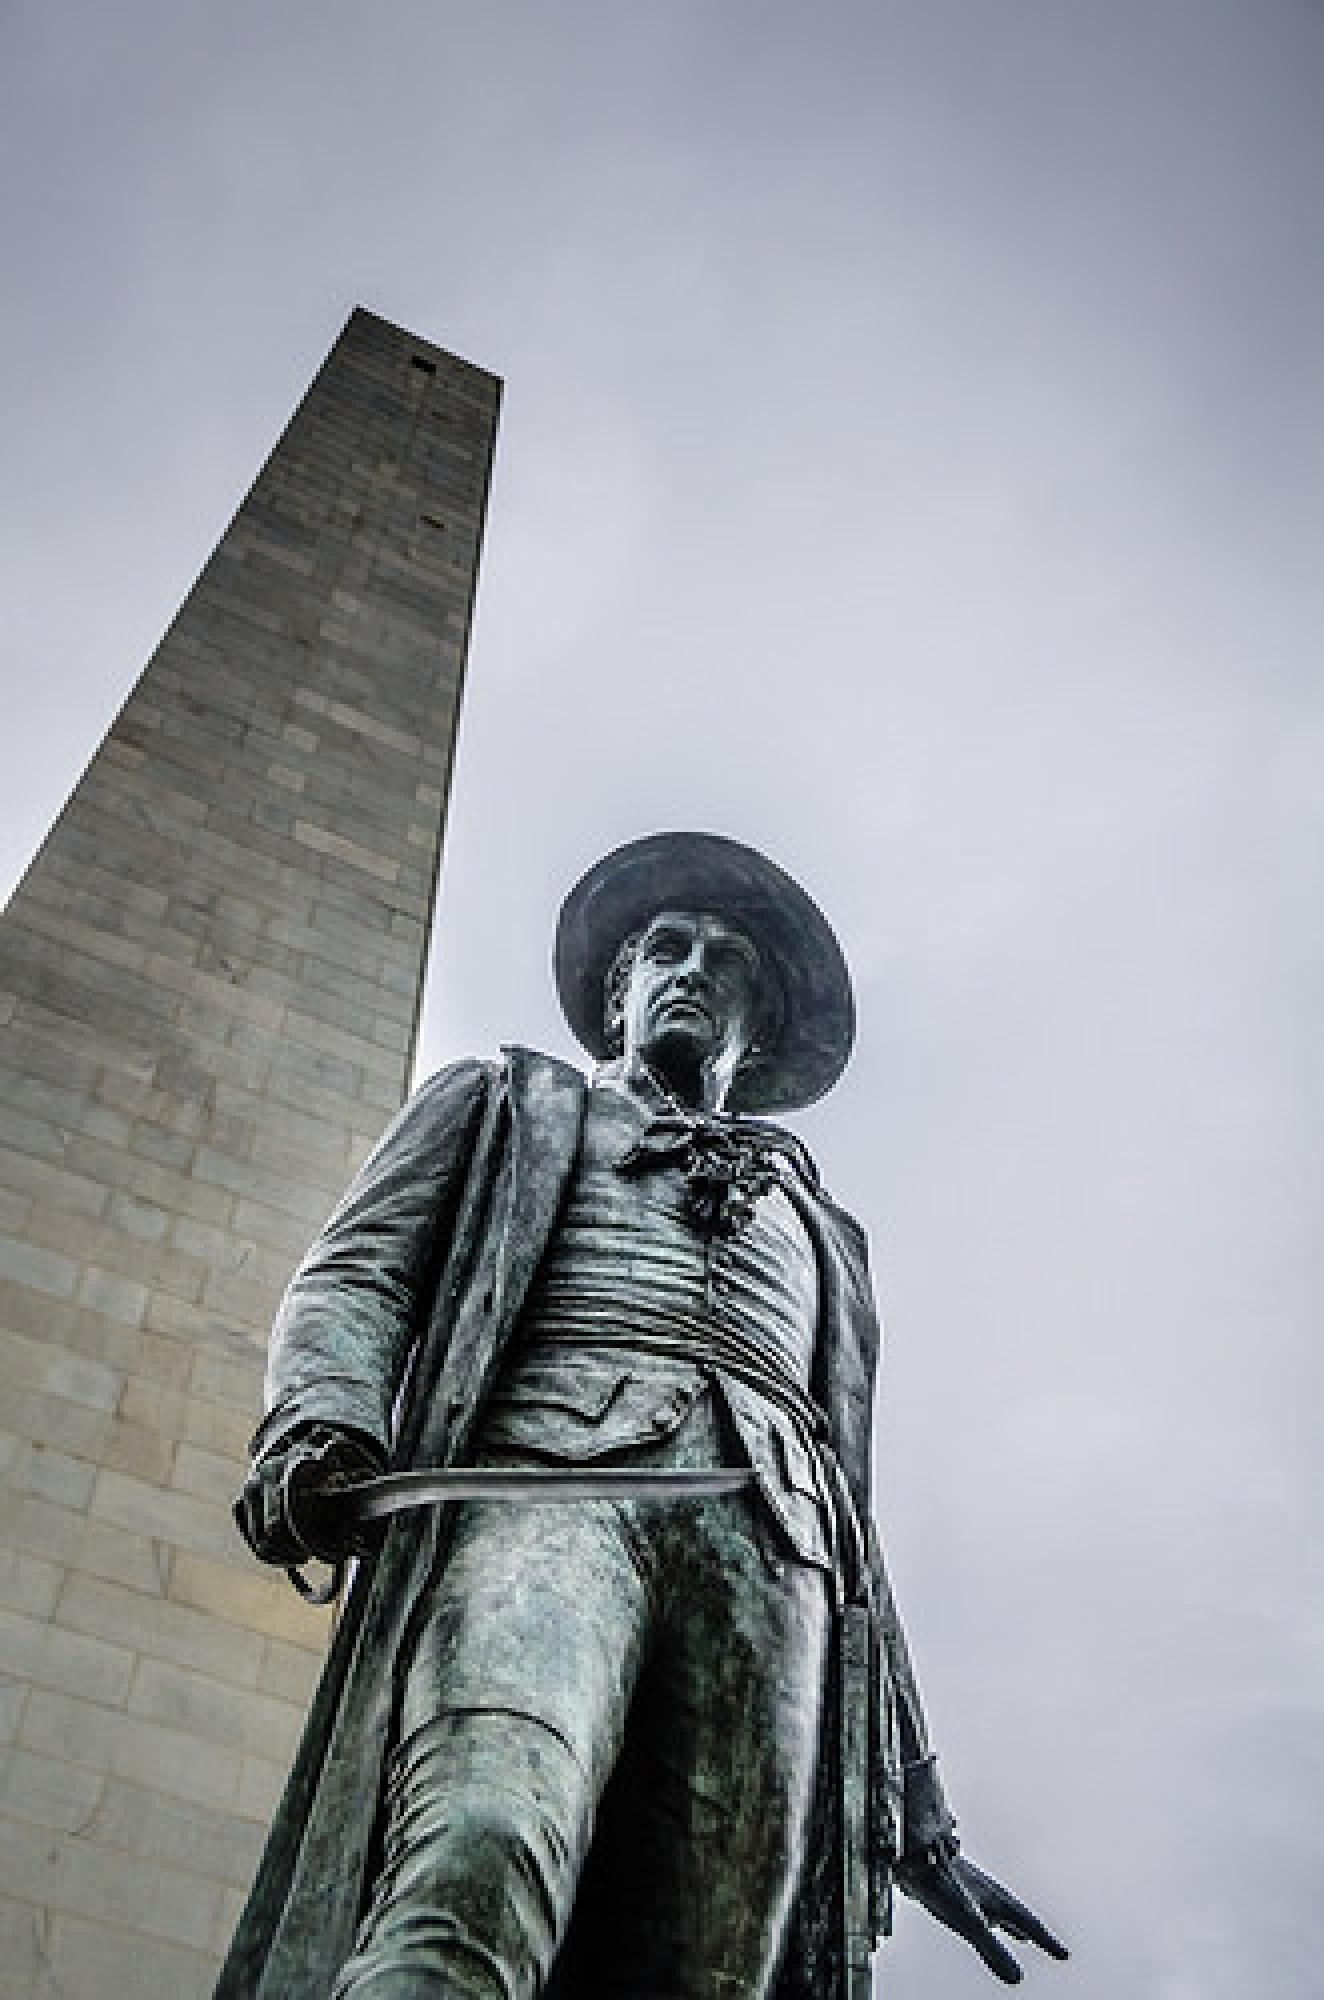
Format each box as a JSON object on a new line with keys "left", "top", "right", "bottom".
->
{"left": 215, "top": 1047, "right": 937, "bottom": 2000}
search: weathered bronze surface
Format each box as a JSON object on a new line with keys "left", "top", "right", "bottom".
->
{"left": 221, "top": 832, "right": 1067, "bottom": 1997}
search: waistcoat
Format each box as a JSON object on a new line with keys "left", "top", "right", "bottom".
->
{"left": 483, "top": 1079, "right": 835, "bottom": 1569}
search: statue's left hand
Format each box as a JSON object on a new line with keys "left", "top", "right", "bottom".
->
{"left": 897, "top": 1841, "right": 1068, "bottom": 1985}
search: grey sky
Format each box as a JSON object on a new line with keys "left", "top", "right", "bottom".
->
{"left": 3, "top": 2, "right": 1322, "bottom": 1993}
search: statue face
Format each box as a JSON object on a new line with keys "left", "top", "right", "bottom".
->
{"left": 620, "top": 909, "right": 765, "bottom": 1105}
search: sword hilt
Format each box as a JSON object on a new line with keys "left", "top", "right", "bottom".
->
{"left": 280, "top": 1446, "right": 370, "bottom": 1604}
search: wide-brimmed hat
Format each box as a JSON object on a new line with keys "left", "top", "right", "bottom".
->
{"left": 554, "top": 831, "right": 855, "bottom": 1113}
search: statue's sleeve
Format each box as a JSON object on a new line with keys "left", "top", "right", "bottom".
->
{"left": 250, "top": 1059, "right": 493, "bottom": 1465}
{"left": 868, "top": 1519, "right": 959, "bottom": 1863}
{"left": 869, "top": 1527, "right": 931, "bottom": 1765}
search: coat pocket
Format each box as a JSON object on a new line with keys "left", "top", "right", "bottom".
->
{"left": 477, "top": 1351, "right": 703, "bottom": 1461}
{"left": 719, "top": 1381, "right": 834, "bottom": 1569}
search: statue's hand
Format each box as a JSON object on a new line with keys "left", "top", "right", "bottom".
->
{"left": 233, "top": 1426, "right": 387, "bottom": 1566}
{"left": 897, "top": 1842, "right": 1068, "bottom": 1985}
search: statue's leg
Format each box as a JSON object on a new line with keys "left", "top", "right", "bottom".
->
{"left": 557, "top": 1403, "right": 832, "bottom": 2000}
{"left": 652, "top": 1522, "right": 829, "bottom": 1999}
{"left": 330, "top": 1491, "right": 654, "bottom": 2000}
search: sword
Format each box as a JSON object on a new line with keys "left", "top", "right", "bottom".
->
{"left": 282, "top": 1458, "right": 757, "bottom": 1604}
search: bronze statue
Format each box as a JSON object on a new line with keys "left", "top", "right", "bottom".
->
{"left": 220, "top": 832, "right": 1066, "bottom": 1998}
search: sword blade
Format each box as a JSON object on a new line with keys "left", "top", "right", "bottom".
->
{"left": 337, "top": 1464, "right": 756, "bottom": 1525}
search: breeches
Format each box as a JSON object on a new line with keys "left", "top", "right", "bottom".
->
{"left": 331, "top": 1394, "right": 830, "bottom": 2000}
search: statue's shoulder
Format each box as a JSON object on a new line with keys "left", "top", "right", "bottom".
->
{"left": 817, "top": 1191, "right": 870, "bottom": 1265}
{"left": 408, "top": 1056, "right": 588, "bottom": 1120}
{"left": 407, "top": 1055, "right": 502, "bottom": 1109}
{"left": 742, "top": 1119, "right": 869, "bottom": 1269}
{"left": 494, "top": 1044, "right": 591, "bottom": 1116}
{"left": 406, "top": 1050, "right": 589, "bottom": 1134}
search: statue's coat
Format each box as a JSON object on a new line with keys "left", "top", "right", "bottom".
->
{"left": 216, "top": 1048, "right": 929, "bottom": 2000}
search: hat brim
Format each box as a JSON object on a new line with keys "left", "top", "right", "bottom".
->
{"left": 554, "top": 832, "right": 854, "bottom": 1114}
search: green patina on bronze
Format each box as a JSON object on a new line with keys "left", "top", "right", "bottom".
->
{"left": 221, "top": 834, "right": 1067, "bottom": 1998}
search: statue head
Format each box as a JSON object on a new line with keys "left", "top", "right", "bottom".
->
{"left": 555, "top": 832, "right": 855, "bottom": 1114}
{"left": 599, "top": 909, "right": 774, "bottom": 1110}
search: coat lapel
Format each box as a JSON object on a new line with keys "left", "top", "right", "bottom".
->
{"left": 780, "top": 1180, "right": 879, "bottom": 1524}
{"left": 428, "top": 1046, "right": 586, "bottom": 1457}
{"left": 496, "top": 1045, "right": 588, "bottom": 1327}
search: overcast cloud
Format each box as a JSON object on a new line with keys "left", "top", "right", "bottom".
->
{"left": 2, "top": 3, "right": 1322, "bottom": 1994}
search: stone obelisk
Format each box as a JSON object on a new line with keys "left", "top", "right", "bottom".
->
{"left": 0, "top": 308, "right": 501, "bottom": 1997}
